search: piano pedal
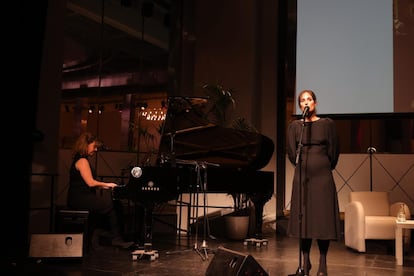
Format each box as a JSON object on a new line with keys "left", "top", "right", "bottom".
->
{"left": 243, "top": 238, "right": 268, "bottom": 247}
{"left": 131, "top": 249, "right": 159, "bottom": 261}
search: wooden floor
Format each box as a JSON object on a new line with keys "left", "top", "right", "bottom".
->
{"left": 10, "top": 221, "right": 414, "bottom": 276}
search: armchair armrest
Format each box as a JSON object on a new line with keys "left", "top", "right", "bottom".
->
{"left": 345, "top": 201, "right": 367, "bottom": 252}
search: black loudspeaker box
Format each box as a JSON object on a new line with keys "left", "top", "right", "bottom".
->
{"left": 205, "top": 246, "right": 268, "bottom": 276}
{"left": 29, "top": 233, "right": 84, "bottom": 259}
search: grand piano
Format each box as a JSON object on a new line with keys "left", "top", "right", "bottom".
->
{"left": 115, "top": 96, "right": 274, "bottom": 245}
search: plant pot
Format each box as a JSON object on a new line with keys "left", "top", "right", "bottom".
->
{"left": 224, "top": 215, "right": 249, "bottom": 240}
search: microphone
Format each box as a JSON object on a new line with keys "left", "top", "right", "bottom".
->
{"left": 302, "top": 106, "right": 309, "bottom": 118}
{"left": 99, "top": 144, "right": 111, "bottom": 151}
{"left": 97, "top": 140, "right": 110, "bottom": 151}
{"left": 131, "top": 166, "right": 142, "bottom": 178}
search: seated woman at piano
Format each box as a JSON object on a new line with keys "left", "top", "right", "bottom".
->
{"left": 67, "top": 131, "right": 133, "bottom": 249}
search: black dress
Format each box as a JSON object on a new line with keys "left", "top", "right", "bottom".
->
{"left": 67, "top": 154, "right": 122, "bottom": 240}
{"left": 67, "top": 154, "right": 113, "bottom": 215}
{"left": 287, "top": 118, "right": 341, "bottom": 240}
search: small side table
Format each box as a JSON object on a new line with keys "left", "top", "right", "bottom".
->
{"left": 395, "top": 219, "right": 414, "bottom": 266}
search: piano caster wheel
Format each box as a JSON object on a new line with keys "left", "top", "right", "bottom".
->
{"left": 244, "top": 238, "right": 268, "bottom": 247}
{"left": 256, "top": 240, "right": 268, "bottom": 247}
{"left": 150, "top": 253, "right": 159, "bottom": 261}
{"left": 131, "top": 249, "right": 159, "bottom": 261}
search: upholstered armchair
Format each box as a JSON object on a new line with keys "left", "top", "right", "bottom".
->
{"left": 344, "top": 191, "right": 411, "bottom": 252}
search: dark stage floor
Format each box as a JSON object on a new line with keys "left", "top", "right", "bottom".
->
{"left": 9, "top": 224, "right": 414, "bottom": 276}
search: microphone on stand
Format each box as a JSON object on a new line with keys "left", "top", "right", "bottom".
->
{"left": 100, "top": 144, "right": 111, "bottom": 151}
{"left": 302, "top": 106, "right": 310, "bottom": 119}
{"left": 97, "top": 141, "right": 111, "bottom": 151}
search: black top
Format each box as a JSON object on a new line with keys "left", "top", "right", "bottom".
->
{"left": 69, "top": 154, "right": 95, "bottom": 194}
{"left": 67, "top": 154, "right": 112, "bottom": 214}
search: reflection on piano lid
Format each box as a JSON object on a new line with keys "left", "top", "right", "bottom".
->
{"left": 157, "top": 96, "right": 274, "bottom": 170}
{"left": 160, "top": 96, "right": 210, "bottom": 136}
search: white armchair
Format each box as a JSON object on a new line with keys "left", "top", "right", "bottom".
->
{"left": 344, "top": 191, "right": 411, "bottom": 252}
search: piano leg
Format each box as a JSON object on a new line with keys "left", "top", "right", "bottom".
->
{"left": 249, "top": 191, "right": 272, "bottom": 239}
{"left": 132, "top": 203, "right": 145, "bottom": 244}
{"left": 254, "top": 201, "right": 264, "bottom": 238}
{"left": 130, "top": 203, "right": 161, "bottom": 261}
{"left": 143, "top": 202, "right": 154, "bottom": 250}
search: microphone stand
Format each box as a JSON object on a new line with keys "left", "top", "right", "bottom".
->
{"left": 367, "top": 146, "right": 376, "bottom": 191}
{"left": 165, "top": 159, "right": 218, "bottom": 261}
{"left": 289, "top": 118, "right": 306, "bottom": 276}
{"left": 197, "top": 161, "right": 219, "bottom": 260}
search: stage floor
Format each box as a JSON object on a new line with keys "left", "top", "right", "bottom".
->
{"left": 10, "top": 225, "right": 414, "bottom": 276}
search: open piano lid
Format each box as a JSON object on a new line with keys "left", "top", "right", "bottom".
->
{"left": 157, "top": 96, "right": 274, "bottom": 170}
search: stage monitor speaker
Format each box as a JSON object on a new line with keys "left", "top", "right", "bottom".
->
{"left": 29, "top": 233, "right": 83, "bottom": 259}
{"left": 206, "top": 246, "right": 268, "bottom": 276}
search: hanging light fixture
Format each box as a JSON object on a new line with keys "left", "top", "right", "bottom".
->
{"left": 136, "top": 102, "right": 148, "bottom": 110}
{"left": 98, "top": 104, "right": 104, "bottom": 114}
{"left": 88, "top": 105, "right": 95, "bottom": 114}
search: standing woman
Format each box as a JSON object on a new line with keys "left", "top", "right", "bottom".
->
{"left": 287, "top": 90, "right": 341, "bottom": 276}
{"left": 67, "top": 131, "right": 133, "bottom": 248}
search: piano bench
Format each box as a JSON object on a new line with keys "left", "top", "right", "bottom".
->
{"left": 55, "top": 208, "right": 90, "bottom": 252}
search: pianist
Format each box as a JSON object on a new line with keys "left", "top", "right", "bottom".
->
{"left": 67, "top": 131, "right": 133, "bottom": 249}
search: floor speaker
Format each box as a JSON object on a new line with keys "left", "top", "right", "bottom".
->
{"left": 29, "top": 233, "right": 83, "bottom": 259}
{"left": 206, "top": 246, "right": 268, "bottom": 276}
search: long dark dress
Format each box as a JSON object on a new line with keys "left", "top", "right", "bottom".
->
{"left": 287, "top": 118, "right": 341, "bottom": 240}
